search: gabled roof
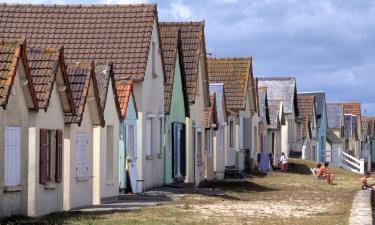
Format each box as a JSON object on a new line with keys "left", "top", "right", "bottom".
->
{"left": 27, "top": 47, "right": 75, "bottom": 113}
{"left": 257, "top": 85, "right": 270, "bottom": 125}
{"left": 64, "top": 61, "right": 104, "bottom": 126}
{"left": 207, "top": 57, "right": 253, "bottom": 112}
{"left": 0, "top": 4, "right": 157, "bottom": 80}
{"left": 327, "top": 128, "right": 343, "bottom": 144}
{"left": 268, "top": 100, "right": 284, "bottom": 129}
{"left": 115, "top": 80, "right": 137, "bottom": 121}
{"left": 159, "top": 22, "right": 209, "bottom": 105}
{"left": 337, "top": 102, "right": 361, "bottom": 117}
{"left": 209, "top": 83, "right": 227, "bottom": 125}
{"left": 204, "top": 93, "right": 217, "bottom": 129}
{"left": 159, "top": 26, "right": 189, "bottom": 116}
{"left": 298, "top": 92, "right": 326, "bottom": 128}
{"left": 257, "top": 77, "right": 298, "bottom": 116}
{"left": 0, "top": 38, "right": 37, "bottom": 109}
{"left": 326, "top": 103, "right": 344, "bottom": 129}
{"left": 95, "top": 62, "right": 112, "bottom": 112}
{"left": 297, "top": 95, "right": 315, "bottom": 138}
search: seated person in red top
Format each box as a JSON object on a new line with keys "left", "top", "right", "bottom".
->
{"left": 316, "top": 162, "right": 334, "bottom": 185}
{"left": 361, "top": 172, "right": 375, "bottom": 202}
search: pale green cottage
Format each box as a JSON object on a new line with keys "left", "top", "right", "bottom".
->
{"left": 159, "top": 27, "right": 189, "bottom": 184}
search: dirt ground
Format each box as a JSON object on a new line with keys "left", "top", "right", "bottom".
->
{"left": 1, "top": 159, "right": 364, "bottom": 225}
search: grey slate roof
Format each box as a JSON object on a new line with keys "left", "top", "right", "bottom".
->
{"left": 268, "top": 100, "right": 282, "bottom": 129}
{"left": 257, "top": 77, "right": 298, "bottom": 115}
{"left": 327, "top": 128, "right": 343, "bottom": 144}
{"left": 209, "top": 83, "right": 226, "bottom": 125}
{"left": 257, "top": 85, "right": 270, "bottom": 125}
{"left": 298, "top": 92, "right": 326, "bottom": 128}
{"left": 327, "top": 103, "right": 343, "bottom": 129}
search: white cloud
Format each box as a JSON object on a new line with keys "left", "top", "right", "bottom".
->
{"left": 170, "top": 1, "right": 193, "bottom": 20}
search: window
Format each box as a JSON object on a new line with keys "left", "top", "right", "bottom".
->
{"left": 152, "top": 40, "right": 157, "bottom": 77}
{"left": 219, "top": 126, "right": 224, "bottom": 151}
{"left": 127, "top": 124, "right": 136, "bottom": 159}
{"left": 157, "top": 118, "right": 163, "bottom": 155}
{"left": 229, "top": 121, "right": 234, "bottom": 148}
{"left": 40, "top": 129, "right": 63, "bottom": 184}
{"left": 76, "top": 132, "right": 89, "bottom": 180}
{"left": 4, "top": 127, "right": 21, "bottom": 186}
{"left": 208, "top": 128, "right": 213, "bottom": 158}
{"left": 106, "top": 125, "right": 114, "bottom": 181}
{"left": 146, "top": 118, "right": 153, "bottom": 156}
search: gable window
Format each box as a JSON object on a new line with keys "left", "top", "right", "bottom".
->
{"left": 40, "top": 129, "right": 63, "bottom": 184}
{"left": 4, "top": 127, "right": 21, "bottom": 187}
{"left": 106, "top": 125, "right": 114, "bottom": 182}
{"left": 219, "top": 125, "right": 224, "bottom": 151}
{"left": 152, "top": 39, "right": 157, "bottom": 78}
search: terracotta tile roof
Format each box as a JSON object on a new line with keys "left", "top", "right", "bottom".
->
{"left": 95, "top": 62, "right": 112, "bottom": 112}
{"left": 0, "top": 38, "right": 38, "bottom": 109}
{"left": 159, "top": 22, "right": 209, "bottom": 105}
{"left": 207, "top": 57, "right": 252, "bottom": 111}
{"left": 159, "top": 26, "right": 188, "bottom": 115}
{"left": 204, "top": 93, "right": 217, "bottom": 129}
{"left": 297, "top": 95, "right": 315, "bottom": 138}
{"left": 0, "top": 4, "right": 157, "bottom": 80}
{"left": 257, "top": 77, "right": 298, "bottom": 115}
{"left": 64, "top": 61, "right": 103, "bottom": 125}
{"left": 298, "top": 92, "right": 326, "bottom": 128}
{"left": 115, "top": 79, "right": 137, "bottom": 120}
{"left": 326, "top": 103, "right": 344, "bottom": 129}
{"left": 335, "top": 102, "right": 361, "bottom": 117}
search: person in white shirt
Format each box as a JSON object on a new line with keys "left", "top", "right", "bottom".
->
{"left": 279, "top": 152, "right": 288, "bottom": 171}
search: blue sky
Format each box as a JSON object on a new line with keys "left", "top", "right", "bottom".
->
{"left": 2, "top": 0, "right": 375, "bottom": 115}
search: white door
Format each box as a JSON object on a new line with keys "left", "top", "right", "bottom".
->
{"left": 4, "top": 127, "right": 21, "bottom": 186}
{"left": 76, "top": 132, "right": 89, "bottom": 180}
{"left": 126, "top": 124, "right": 139, "bottom": 193}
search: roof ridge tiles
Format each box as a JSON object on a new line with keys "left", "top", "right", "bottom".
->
{"left": 208, "top": 57, "right": 252, "bottom": 61}
{"left": 0, "top": 3, "right": 157, "bottom": 8}
{"left": 257, "top": 76, "right": 296, "bottom": 81}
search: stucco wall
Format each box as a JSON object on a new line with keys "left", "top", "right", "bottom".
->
{"left": 28, "top": 82, "right": 65, "bottom": 216}
{"left": 93, "top": 83, "right": 120, "bottom": 204}
{"left": 63, "top": 102, "right": 94, "bottom": 210}
{"left": 214, "top": 125, "right": 227, "bottom": 179}
{"left": 132, "top": 20, "right": 165, "bottom": 190}
{"left": 0, "top": 66, "right": 29, "bottom": 218}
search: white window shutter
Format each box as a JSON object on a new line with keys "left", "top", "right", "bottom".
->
{"left": 146, "top": 119, "right": 152, "bottom": 156}
{"left": 125, "top": 124, "right": 130, "bottom": 158}
{"left": 4, "top": 127, "right": 21, "bottom": 186}
{"left": 76, "top": 132, "right": 89, "bottom": 179}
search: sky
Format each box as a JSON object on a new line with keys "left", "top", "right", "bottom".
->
{"left": 2, "top": 0, "right": 375, "bottom": 115}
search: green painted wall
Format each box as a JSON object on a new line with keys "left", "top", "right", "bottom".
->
{"left": 164, "top": 52, "right": 186, "bottom": 184}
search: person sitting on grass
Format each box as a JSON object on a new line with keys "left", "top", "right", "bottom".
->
{"left": 312, "top": 163, "right": 322, "bottom": 176}
{"left": 279, "top": 152, "right": 288, "bottom": 171}
{"left": 361, "top": 172, "right": 375, "bottom": 202}
{"left": 316, "top": 162, "right": 334, "bottom": 185}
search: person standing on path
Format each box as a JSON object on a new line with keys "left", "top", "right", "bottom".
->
{"left": 280, "top": 152, "right": 288, "bottom": 171}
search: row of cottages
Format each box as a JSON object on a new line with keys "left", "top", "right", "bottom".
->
{"left": 256, "top": 77, "right": 298, "bottom": 163}
{"left": 361, "top": 117, "right": 375, "bottom": 168}
{"left": 0, "top": 38, "right": 124, "bottom": 216}
{"left": 207, "top": 58, "right": 258, "bottom": 174}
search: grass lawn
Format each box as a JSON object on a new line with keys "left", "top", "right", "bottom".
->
{"left": 1, "top": 159, "right": 366, "bottom": 225}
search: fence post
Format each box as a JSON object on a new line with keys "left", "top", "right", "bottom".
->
{"left": 360, "top": 159, "right": 365, "bottom": 174}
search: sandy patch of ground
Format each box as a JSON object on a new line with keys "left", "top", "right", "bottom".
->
{"left": 181, "top": 199, "right": 334, "bottom": 219}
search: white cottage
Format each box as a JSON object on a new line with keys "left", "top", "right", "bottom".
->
{"left": 207, "top": 58, "right": 258, "bottom": 175}
{"left": 93, "top": 63, "right": 120, "bottom": 204}
{"left": 63, "top": 61, "right": 104, "bottom": 210}
{"left": 0, "top": 39, "right": 38, "bottom": 218}
{"left": 26, "top": 47, "right": 75, "bottom": 216}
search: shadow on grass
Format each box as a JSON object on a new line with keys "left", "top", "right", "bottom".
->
{"left": 0, "top": 209, "right": 139, "bottom": 225}
{"left": 199, "top": 180, "right": 277, "bottom": 195}
{"left": 287, "top": 162, "right": 313, "bottom": 175}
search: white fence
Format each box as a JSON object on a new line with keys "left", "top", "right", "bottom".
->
{"left": 324, "top": 148, "right": 367, "bottom": 174}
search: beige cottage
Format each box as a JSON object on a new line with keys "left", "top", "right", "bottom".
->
{"left": 63, "top": 62, "right": 104, "bottom": 210}
{"left": 208, "top": 58, "right": 258, "bottom": 175}
{"left": 26, "top": 47, "right": 75, "bottom": 216}
{"left": 0, "top": 40, "right": 38, "bottom": 218}
{"left": 93, "top": 63, "right": 120, "bottom": 204}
